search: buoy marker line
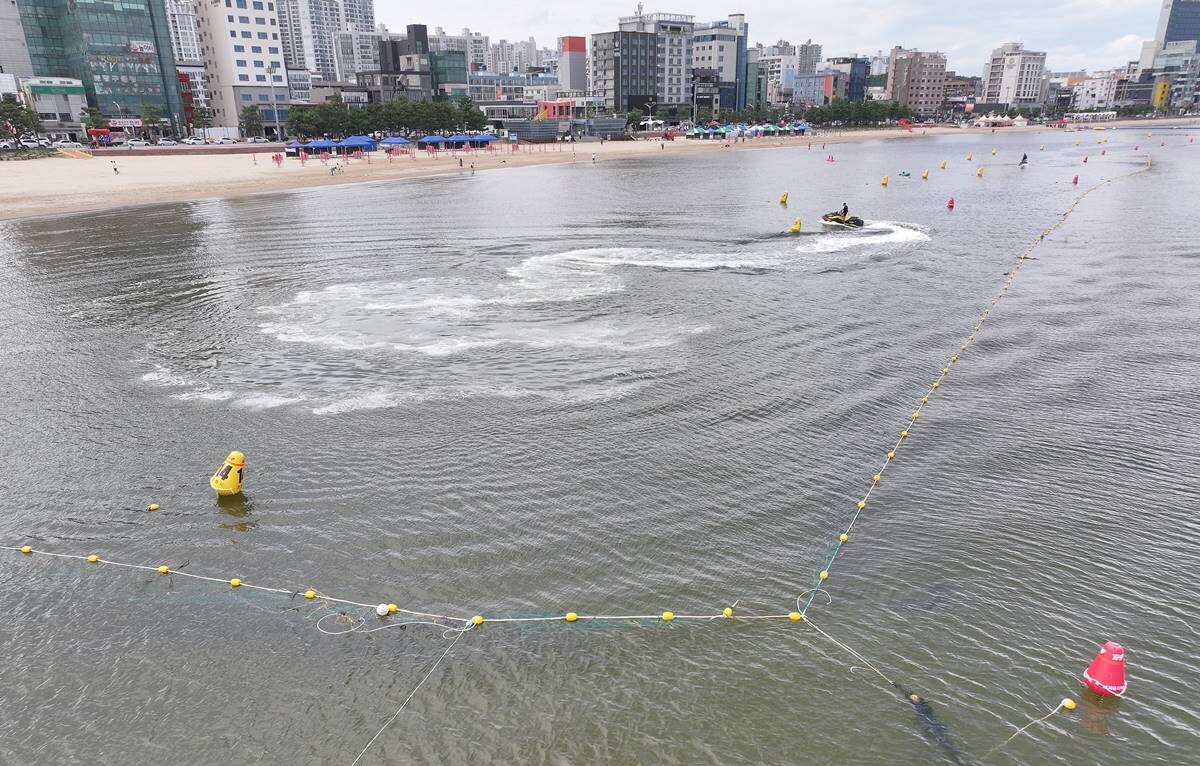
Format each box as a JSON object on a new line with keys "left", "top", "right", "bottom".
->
{"left": 794, "top": 167, "right": 1144, "bottom": 619}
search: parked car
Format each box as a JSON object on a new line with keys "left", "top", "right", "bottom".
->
{"left": 127, "top": 139, "right": 151, "bottom": 147}
{"left": 51, "top": 140, "right": 84, "bottom": 148}
{"left": 181, "top": 136, "right": 206, "bottom": 145}
{"left": 157, "top": 138, "right": 178, "bottom": 145}
{"left": 245, "top": 136, "right": 269, "bottom": 143}
{"left": 0, "top": 139, "right": 15, "bottom": 150}
{"left": 211, "top": 137, "right": 237, "bottom": 144}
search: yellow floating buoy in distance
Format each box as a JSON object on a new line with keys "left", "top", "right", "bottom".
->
{"left": 472, "top": 614, "right": 484, "bottom": 625}
{"left": 662, "top": 611, "right": 675, "bottom": 622}
{"left": 789, "top": 217, "right": 802, "bottom": 235}
{"left": 87, "top": 554, "right": 99, "bottom": 564}
{"left": 789, "top": 611, "right": 803, "bottom": 622}
{"left": 779, "top": 191, "right": 789, "bottom": 205}
{"left": 230, "top": 578, "right": 241, "bottom": 588}
{"left": 723, "top": 606, "right": 734, "bottom": 617}
{"left": 304, "top": 589, "right": 316, "bottom": 599}
{"left": 158, "top": 565, "right": 169, "bottom": 574}
{"left": 839, "top": 533, "right": 849, "bottom": 542}
{"left": 819, "top": 570, "right": 829, "bottom": 580}
{"left": 1062, "top": 698, "right": 1077, "bottom": 711}
{"left": 939, "top": 160, "right": 947, "bottom": 169}
{"left": 21, "top": 545, "right": 33, "bottom": 555}
{"left": 1040, "top": 144, "right": 1045, "bottom": 151}
{"left": 976, "top": 166, "right": 985, "bottom": 177}
{"left": 210, "top": 451, "right": 245, "bottom": 496}
{"left": 881, "top": 175, "right": 889, "bottom": 186}
{"left": 147, "top": 503, "right": 160, "bottom": 512}
{"left": 565, "top": 611, "right": 578, "bottom": 622}
{"left": 966, "top": 152, "right": 973, "bottom": 161}
{"left": 921, "top": 169, "right": 929, "bottom": 180}
{"left": 991, "top": 148, "right": 997, "bottom": 156}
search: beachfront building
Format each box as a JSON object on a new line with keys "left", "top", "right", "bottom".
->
{"left": 1, "top": 0, "right": 35, "bottom": 76}
{"left": 757, "top": 53, "right": 798, "bottom": 107}
{"left": 468, "top": 71, "right": 559, "bottom": 120}
{"left": 1156, "top": 0, "right": 1200, "bottom": 49}
{"left": 1071, "top": 70, "right": 1120, "bottom": 110}
{"left": 617, "top": 10, "right": 695, "bottom": 109}
{"left": 589, "top": 29, "right": 657, "bottom": 113}
{"left": 275, "top": 0, "right": 374, "bottom": 81}
{"left": 885, "top": 46, "right": 946, "bottom": 117}
{"left": 193, "top": 0, "right": 291, "bottom": 137}
{"left": 745, "top": 48, "right": 768, "bottom": 110}
{"left": 357, "top": 34, "right": 433, "bottom": 103}
{"left": 824, "top": 56, "right": 869, "bottom": 102}
{"left": 983, "top": 43, "right": 1047, "bottom": 109}
{"left": 18, "top": 76, "right": 87, "bottom": 136}
{"left": 792, "top": 69, "right": 847, "bottom": 108}
{"left": 691, "top": 14, "right": 748, "bottom": 110}
{"left": 15, "top": 0, "right": 184, "bottom": 131}
{"left": 557, "top": 36, "right": 587, "bottom": 92}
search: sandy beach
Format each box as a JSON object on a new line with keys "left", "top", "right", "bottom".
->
{"left": 1, "top": 119, "right": 1194, "bottom": 221}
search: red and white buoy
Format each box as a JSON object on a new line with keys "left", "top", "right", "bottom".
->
{"left": 1083, "top": 641, "right": 1127, "bottom": 697}
{"left": 946, "top": 197, "right": 955, "bottom": 210}
{"left": 1073, "top": 175, "right": 1079, "bottom": 185}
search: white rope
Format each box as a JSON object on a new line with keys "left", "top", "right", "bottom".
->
{"left": 348, "top": 626, "right": 469, "bottom": 766}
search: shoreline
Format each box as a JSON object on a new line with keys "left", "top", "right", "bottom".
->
{"left": 2, "top": 118, "right": 1195, "bottom": 223}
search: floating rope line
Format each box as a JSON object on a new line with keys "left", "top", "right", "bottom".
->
{"left": 795, "top": 169, "right": 1141, "bottom": 616}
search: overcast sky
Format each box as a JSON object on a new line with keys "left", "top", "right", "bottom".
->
{"left": 376, "top": 0, "right": 1162, "bottom": 75}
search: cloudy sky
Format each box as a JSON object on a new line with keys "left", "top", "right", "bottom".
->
{"left": 377, "top": 0, "right": 1163, "bottom": 75}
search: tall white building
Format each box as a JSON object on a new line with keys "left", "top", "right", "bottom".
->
{"left": 0, "top": 0, "right": 34, "bottom": 77}
{"left": 618, "top": 11, "right": 695, "bottom": 106}
{"left": 983, "top": 43, "right": 1047, "bottom": 107}
{"left": 277, "top": 0, "right": 375, "bottom": 80}
{"left": 194, "top": 0, "right": 291, "bottom": 134}
{"left": 166, "top": 0, "right": 203, "bottom": 63}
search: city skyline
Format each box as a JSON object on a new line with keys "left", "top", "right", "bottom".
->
{"left": 374, "top": 0, "right": 1160, "bottom": 73}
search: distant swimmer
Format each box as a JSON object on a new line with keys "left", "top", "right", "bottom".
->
{"left": 893, "top": 682, "right": 964, "bottom": 764}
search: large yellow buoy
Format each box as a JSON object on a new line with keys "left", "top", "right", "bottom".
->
{"left": 881, "top": 175, "right": 889, "bottom": 186}
{"left": 210, "top": 451, "right": 245, "bottom": 496}
{"left": 939, "top": 160, "right": 947, "bottom": 169}
{"left": 921, "top": 169, "right": 929, "bottom": 180}
{"left": 966, "top": 152, "right": 973, "bottom": 161}
{"left": 991, "top": 148, "right": 997, "bottom": 156}
{"left": 779, "top": 191, "right": 789, "bottom": 205}
{"left": 789, "top": 217, "right": 802, "bottom": 235}
{"left": 976, "top": 166, "right": 985, "bottom": 177}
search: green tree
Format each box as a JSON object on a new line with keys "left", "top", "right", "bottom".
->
{"left": 456, "top": 95, "right": 488, "bottom": 130}
{"left": 81, "top": 107, "right": 109, "bottom": 130}
{"left": 192, "top": 106, "right": 213, "bottom": 139}
{"left": 141, "top": 103, "right": 164, "bottom": 138}
{"left": 0, "top": 94, "right": 43, "bottom": 138}
{"left": 673, "top": 104, "right": 693, "bottom": 124}
{"left": 239, "top": 105, "right": 264, "bottom": 137}
{"left": 625, "top": 108, "right": 644, "bottom": 127}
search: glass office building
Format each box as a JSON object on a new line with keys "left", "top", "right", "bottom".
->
{"left": 18, "top": 0, "right": 183, "bottom": 131}
{"left": 1158, "top": 0, "right": 1200, "bottom": 47}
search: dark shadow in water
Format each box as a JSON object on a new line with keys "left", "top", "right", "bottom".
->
{"left": 1079, "top": 689, "right": 1122, "bottom": 736}
{"left": 217, "top": 494, "right": 257, "bottom": 532}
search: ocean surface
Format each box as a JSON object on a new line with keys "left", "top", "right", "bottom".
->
{"left": 1, "top": 129, "right": 1197, "bottom": 765}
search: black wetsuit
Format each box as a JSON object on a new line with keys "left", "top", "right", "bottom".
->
{"left": 894, "top": 683, "right": 964, "bottom": 764}
{"left": 841, "top": 204, "right": 848, "bottom": 217}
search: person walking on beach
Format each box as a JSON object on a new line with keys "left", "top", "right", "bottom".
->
{"left": 110, "top": 161, "right": 120, "bottom": 175}
{"left": 592, "top": 153, "right": 596, "bottom": 163}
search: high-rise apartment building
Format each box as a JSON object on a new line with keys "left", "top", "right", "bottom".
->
{"left": 589, "top": 30, "right": 657, "bottom": 112}
{"left": 983, "top": 42, "right": 1047, "bottom": 107}
{"left": 276, "top": 0, "right": 374, "bottom": 80}
{"left": 557, "top": 36, "right": 587, "bottom": 91}
{"left": 691, "top": 13, "right": 748, "bottom": 110}
{"left": 193, "top": 0, "right": 290, "bottom": 134}
{"left": 1156, "top": 0, "right": 1200, "bottom": 48}
{"left": 796, "top": 39, "right": 822, "bottom": 75}
{"left": 885, "top": 46, "right": 946, "bottom": 116}
{"left": 16, "top": 0, "right": 183, "bottom": 128}
{"left": 1, "top": 0, "right": 35, "bottom": 76}
{"left": 756, "top": 53, "right": 797, "bottom": 106}
{"left": 429, "top": 27, "right": 489, "bottom": 71}
{"left": 618, "top": 10, "right": 694, "bottom": 106}
{"left": 165, "top": 0, "right": 202, "bottom": 63}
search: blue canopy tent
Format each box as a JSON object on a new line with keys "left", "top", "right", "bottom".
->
{"left": 379, "top": 136, "right": 411, "bottom": 145}
{"left": 475, "top": 133, "right": 498, "bottom": 142}
{"left": 284, "top": 139, "right": 305, "bottom": 157}
{"left": 418, "top": 135, "right": 446, "bottom": 146}
{"left": 444, "top": 134, "right": 473, "bottom": 148}
{"left": 337, "top": 135, "right": 377, "bottom": 152}
{"left": 306, "top": 138, "right": 337, "bottom": 152}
